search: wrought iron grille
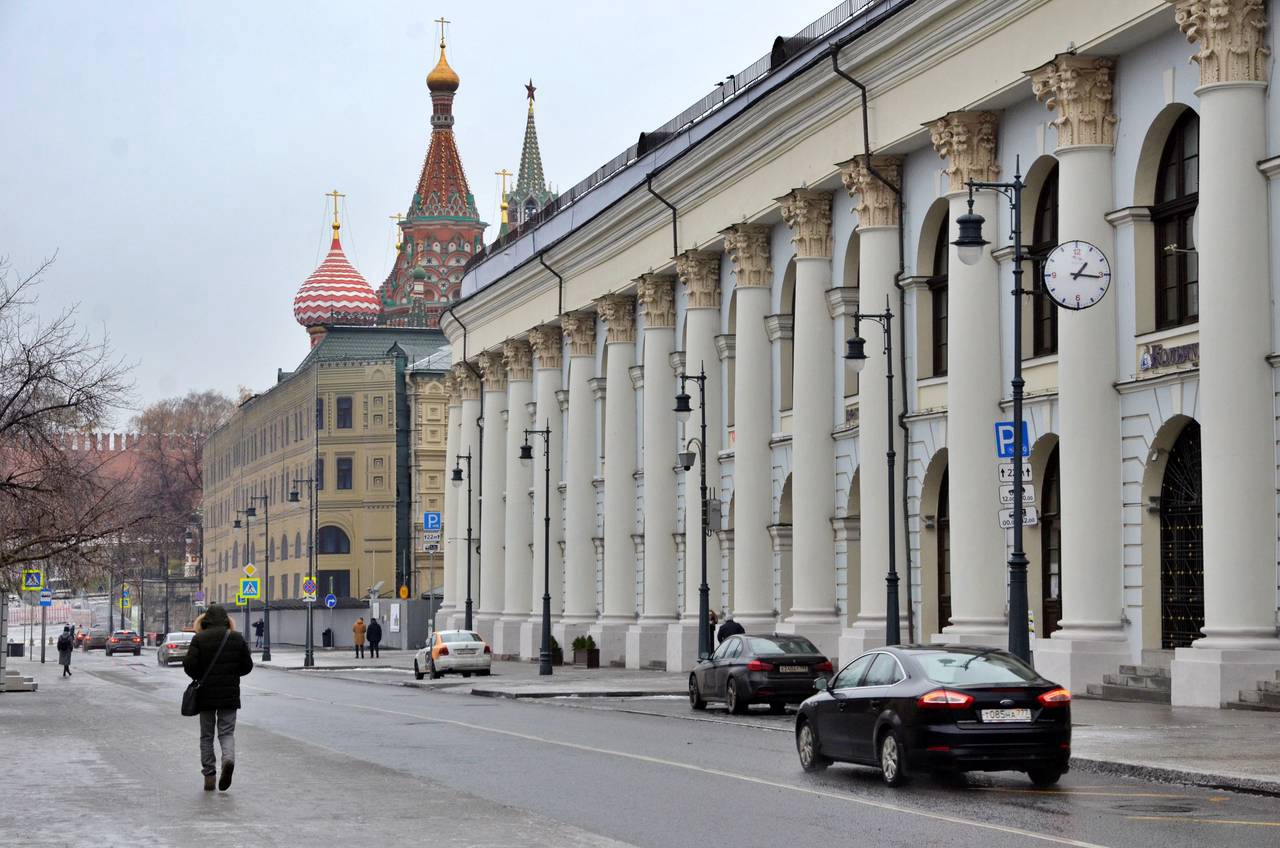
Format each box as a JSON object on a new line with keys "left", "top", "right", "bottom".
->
{"left": 1160, "top": 421, "right": 1204, "bottom": 650}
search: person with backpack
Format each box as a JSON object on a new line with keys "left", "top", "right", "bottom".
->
{"left": 366, "top": 616, "right": 382, "bottom": 659}
{"left": 184, "top": 606, "right": 253, "bottom": 792}
{"left": 56, "top": 626, "right": 73, "bottom": 677}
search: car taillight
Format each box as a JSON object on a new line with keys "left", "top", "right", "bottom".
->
{"left": 438, "top": 645, "right": 449, "bottom": 655}
{"left": 166, "top": 643, "right": 177, "bottom": 649}
{"left": 109, "top": 638, "right": 119, "bottom": 643}
{"left": 1038, "top": 687, "right": 1071, "bottom": 707}
{"left": 483, "top": 645, "right": 492, "bottom": 654}
{"left": 746, "top": 659, "right": 773, "bottom": 672}
{"left": 917, "top": 689, "right": 974, "bottom": 708}
{"left": 815, "top": 660, "right": 833, "bottom": 672}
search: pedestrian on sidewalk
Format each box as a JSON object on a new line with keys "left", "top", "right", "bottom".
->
{"left": 353, "top": 617, "right": 366, "bottom": 659}
{"left": 252, "top": 618, "right": 264, "bottom": 648}
{"left": 366, "top": 617, "right": 382, "bottom": 658}
{"left": 57, "top": 626, "right": 73, "bottom": 677}
{"left": 717, "top": 611, "right": 744, "bottom": 645}
{"left": 184, "top": 604, "right": 253, "bottom": 793}
{"left": 706, "top": 609, "right": 718, "bottom": 653}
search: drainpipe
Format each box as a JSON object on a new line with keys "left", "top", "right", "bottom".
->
{"left": 646, "top": 174, "right": 679, "bottom": 260}
{"left": 538, "top": 253, "right": 564, "bottom": 320}
{"left": 830, "top": 46, "right": 915, "bottom": 642}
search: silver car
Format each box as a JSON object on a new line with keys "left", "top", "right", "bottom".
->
{"left": 156, "top": 632, "right": 194, "bottom": 665}
{"left": 414, "top": 630, "right": 492, "bottom": 679}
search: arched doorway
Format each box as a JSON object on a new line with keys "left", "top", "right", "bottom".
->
{"left": 937, "top": 469, "right": 951, "bottom": 631}
{"left": 1040, "top": 445, "right": 1061, "bottom": 635}
{"left": 1160, "top": 421, "right": 1203, "bottom": 649}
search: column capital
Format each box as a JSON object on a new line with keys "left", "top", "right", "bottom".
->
{"left": 929, "top": 110, "right": 1001, "bottom": 194}
{"left": 778, "top": 188, "right": 834, "bottom": 258}
{"left": 636, "top": 274, "right": 676, "bottom": 329}
{"left": 1167, "top": 0, "right": 1270, "bottom": 87}
{"left": 477, "top": 350, "right": 508, "bottom": 392}
{"left": 721, "top": 223, "right": 771, "bottom": 288}
{"left": 676, "top": 250, "right": 722, "bottom": 309}
{"left": 528, "top": 324, "right": 563, "bottom": 370}
{"left": 561, "top": 310, "right": 597, "bottom": 357}
{"left": 1031, "top": 53, "right": 1118, "bottom": 149}
{"left": 502, "top": 338, "right": 533, "bottom": 383}
{"left": 452, "top": 362, "right": 481, "bottom": 401}
{"left": 840, "top": 155, "right": 903, "bottom": 229}
{"left": 442, "top": 372, "right": 459, "bottom": 406}
{"left": 596, "top": 293, "right": 637, "bottom": 344}
{"left": 629, "top": 364, "right": 645, "bottom": 390}
{"left": 714, "top": 333, "right": 736, "bottom": 361}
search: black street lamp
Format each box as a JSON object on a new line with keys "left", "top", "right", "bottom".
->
{"left": 951, "top": 159, "right": 1032, "bottom": 664}
{"left": 520, "top": 425, "right": 554, "bottom": 676}
{"left": 289, "top": 471, "right": 319, "bottom": 668}
{"left": 233, "top": 507, "right": 252, "bottom": 637}
{"left": 844, "top": 294, "right": 901, "bottom": 646}
{"left": 450, "top": 452, "right": 474, "bottom": 630}
{"left": 675, "top": 366, "right": 712, "bottom": 661}
{"left": 248, "top": 494, "right": 272, "bottom": 662}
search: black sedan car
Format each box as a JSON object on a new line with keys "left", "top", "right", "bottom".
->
{"left": 690, "top": 633, "right": 833, "bottom": 714}
{"left": 795, "top": 645, "right": 1071, "bottom": 787}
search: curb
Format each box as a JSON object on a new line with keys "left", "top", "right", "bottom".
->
{"left": 1069, "top": 756, "right": 1280, "bottom": 797}
{"left": 471, "top": 688, "right": 685, "bottom": 700}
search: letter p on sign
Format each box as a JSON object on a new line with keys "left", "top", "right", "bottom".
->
{"left": 994, "top": 421, "right": 1030, "bottom": 459}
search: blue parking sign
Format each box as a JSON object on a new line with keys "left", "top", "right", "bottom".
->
{"left": 423, "top": 511, "right": 442, "bottom": 531}
{"left": 994, "top": 421, "right": 1030, "bottom": 459}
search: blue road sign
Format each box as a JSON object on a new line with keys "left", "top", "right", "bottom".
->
{"left": 324, "top": 593, "right": 338, "bottom": 609}
{"left": 423, "top": 511, "right": 442, "bottom": 531}
{"left": 240, "top": 578, "right": 261, "bottom": 600}
{"left": 994, "top": 420, "right": 1031, "bottom": 459}
{"left": 121, "top": 587, "right": 130, "bottom": 598}
{"left": 39, "top": 589, "right": 52, "bottom": 607}
{"left": 22, "top": 570, "right": 43, "bottom": 590}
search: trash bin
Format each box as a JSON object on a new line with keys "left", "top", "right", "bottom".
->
{"left": 322, "top": 628, "right": 333, "bottom": 648}
{"left": 7, "top": 642, "right": 24, "bottom": 658}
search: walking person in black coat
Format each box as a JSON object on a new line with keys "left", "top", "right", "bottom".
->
{"left": 252, "top": 618, "right": 264, "bottom": 648}
{"left": 716, "top": 611, "right": 745, "bottom": 645}
{"left": 366, "top": 617, "right": 383, "bottom": 659}
{"left": 184, "top": 605, "right": 253, "bottom": 792}
{"left": 56, "top": 626, "right": 73, "bottom": 677}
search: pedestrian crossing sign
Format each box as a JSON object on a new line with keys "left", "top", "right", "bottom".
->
{"left": 240, "top": 577, "right": 261, "bottom": 600}
{"left": 22, "top": 570, "right": 43, "bottom": 590}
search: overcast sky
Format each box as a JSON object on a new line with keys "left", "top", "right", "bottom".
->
{"left": 2, "top": 0, "right": 841, "bottom": 418}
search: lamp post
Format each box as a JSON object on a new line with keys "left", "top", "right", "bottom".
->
{"left": 450, "top": 452, "right": 474, "bottom": 630}
{"left": 160, "top": 546, "right": 171, "bottom": 637}
{"left": 520, "top": 425, "right": 553, "bottom": 676}
{"left": 674, "top": 366, "right": 711, "bottom": 661}
{"left": 289, "top": 473, "right": 319, "bottom": 668}
{"left": 247, "top": 494, "right": 272, "bottom": 661}
{"left": 233, "top": 508, "right": 252, "bottom": 636}
{"left": 843, "top": 294, "right": 900, "bottom": 646}
{"left": 951, "top": 160, "right": 1031, "bottom": 664}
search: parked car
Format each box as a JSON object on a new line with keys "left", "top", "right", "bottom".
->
{"left": 414, "top": 630, "right": 492, "bottom": 679}
{"left": 156, "top": 632, "right": 195, "bottom": 665}
{"left": 689, "top": 633, "right": 832, "bottom": 714}
{"left": 794, "top": 645, "right": 1071, "bottom": 787}
{"left": 105, "top": 630, "right": 143, "bottom": 656}
{"left": 81, "top": 626, "right": 110, "bottom": 651}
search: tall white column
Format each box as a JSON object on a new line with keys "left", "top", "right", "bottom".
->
{"left": 1166, "top": 1, "right": 1280, "bottom": 706}
{"left": 628, "top": 275, "right": 678, "bottom": 668}
{"left": 725, "top": 224, "right": 775, "bottom": 630}
{"left": 778, "top": 189, "right": 841, "bottom": 657}
{"left": 557, "top": 311, "right": 598, "bottom": 648}
{"left": 454, "top": 366, "right": 482, "bottom": 630}
{"left": 1030, "top": 55, "right": 1130, "bottom": 690}
{"left": 475, "top": 350, "right": 508, "bottom": 643}
{"left": 495, "top": 339, "right": 533, "bottom": 657}
{"left": 931, "top": 111, "right": 1008, "bottom": 646}
{"left": 594, "top": 293, "right": 637, "bottom": 666}
{"left": 522, "top": 325, "right": 565, "bottom": 659}
{"left": 670, "top": 252, "right": 723, "bottom": 670}
{"left": 840, "top": 157, "right": 906, "bottom": 658}
{"left": 439, "top": 371, "right": 461, "bottom": 621}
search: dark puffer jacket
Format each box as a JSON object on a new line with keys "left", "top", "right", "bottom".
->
{"left": 183, "top": 606, "right": 253, "bottom": 711}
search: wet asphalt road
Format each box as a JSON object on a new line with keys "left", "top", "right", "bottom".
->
{"left": 5, "top": 648, "right": 1280, "bottom": 848}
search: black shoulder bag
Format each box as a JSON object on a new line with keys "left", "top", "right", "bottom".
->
{"left": 182, "top": 629, "right": 231, "bottom": 717}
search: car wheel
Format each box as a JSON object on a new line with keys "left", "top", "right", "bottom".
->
{"left": 461, "top": 671, "right": 471, "bottom": 678}
{"left": 413, "top": 660, "right": 424, "bottom": 681}
{"left": 726, "top": 676, "right": 747, "bottom": 715}
{"left": 769, "top": 702, "right": 787, "bottom": 715}
{"left": 1027, "top": 768, "right": 1063, "bottom": 788}
{"left": 429, "top": 660, "right": 442, "bottom": 680}
{"left": 688, "top": 674, "right": 707, "bottom": 711}
{"left": 796, "top": 719, "right": 830, "bottom": 772}
{"left": 134, "top": 650, "right": 141, "bottom": 656}
{"left": 879, "top": 727, "right": 910, "bottom": 787}
{"left": 477, "top": 669, "right": 491, "bottom": 677}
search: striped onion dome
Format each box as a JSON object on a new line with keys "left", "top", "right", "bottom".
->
{"left": 293, "top": 236, "right": 380, "bottom": 327}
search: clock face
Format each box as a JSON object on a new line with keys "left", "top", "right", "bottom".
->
{"left": 1042, "top": 240, "right": 1112, "bottom": 311}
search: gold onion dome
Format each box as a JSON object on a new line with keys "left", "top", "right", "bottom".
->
{"left": 427, "top": 41, "right": 459, "bottom": 92}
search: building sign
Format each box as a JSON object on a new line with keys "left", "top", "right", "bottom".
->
{"left": 1139, "top": 341, "right": 1199, "bottom": 373}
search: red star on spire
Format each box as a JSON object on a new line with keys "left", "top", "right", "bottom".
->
{"left": 525, "top": 79, "right": 536, "bottom": 102}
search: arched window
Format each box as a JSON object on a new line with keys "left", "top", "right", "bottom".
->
{"left": 929, "top": 218, "right": 949, "bottom": 376}
{"left": 279, "top": 533, "right": 289, "bottom": 561}
{"left": 1154, "top": 111, "right": 1199, "bottom": 329}
{"left": 295, "top": 532, "right": 302, "bottom": 559}
{"left": 1030, "top": 166, "right": 1059, "bottom": 357}
{"left": 317, "top": 525, "right": 351, "bottom": 555}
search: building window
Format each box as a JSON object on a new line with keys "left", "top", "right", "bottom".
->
{"left": 316, "top": 398, "right": 324, "bottom": 431}
{"left": 1154, "top": 111, "right": 1199, "bottom": 329}
{"left": 929, "top": 218, "right": 949, "bottom": 377}
{"left": 316, "top": 457, "right": 325, "bottom": 490}
{"left": 317, "top": 525, "right": 351, "bottom": 555}
{"left": 336, "top": 396, "right": 353, "bottom": 429}
{"left": 1030, "top": 165, "right": 1059, "bottom": 357}
{"left": 336, "top": 457, "right": 353, "bottom": 490}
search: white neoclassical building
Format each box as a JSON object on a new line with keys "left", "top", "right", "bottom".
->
{"left": 435, "top": 0, "right": 1280, "bottom": 708}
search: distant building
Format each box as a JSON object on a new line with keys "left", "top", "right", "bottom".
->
{"left": 498, "top": 80, "right": 556, "bottom": 239}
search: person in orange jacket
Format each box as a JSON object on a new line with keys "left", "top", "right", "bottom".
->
{"left": 352, "top": 617, "right": 367, "bottom": 659}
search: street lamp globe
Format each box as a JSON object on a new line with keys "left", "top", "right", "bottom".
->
{"left": 519, "top": 443, "right": 534, "bottom": 465}
{"left": 953, "top": 208, "right": 989, "bottom": 267}
{"left": 288, "top": 490, "right": 300, "bottom": 503}
{"left": 233, "top": 518, "right": 242, "bottom": 530}
{"left": 844, "top": 335, "right": 868, "bottom": 373}
{"left": 451, "top": 465, "right": 464, "bottom": 487}
{"left": 673, "top": 390, "right": 693, "bottom": 423}
{"left": 245, "top": 506, "right": 257, "bottom": 518}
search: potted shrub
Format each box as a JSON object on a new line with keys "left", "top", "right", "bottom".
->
{"left": 550, "top": 635, "right": 564, "bottom": 667}
{"left": 571, "top": 635, "right": 600, "bottom": 669}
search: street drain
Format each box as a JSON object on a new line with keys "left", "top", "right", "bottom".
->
{"left": 1114, "top": 803, "right": 1196, "bottom": 814}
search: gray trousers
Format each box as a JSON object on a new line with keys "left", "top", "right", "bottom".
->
{"left": 199, "top": 708, "right": 237, "bottom": 776}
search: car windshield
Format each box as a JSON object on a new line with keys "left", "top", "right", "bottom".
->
{"left": 747, "top": 636, "right": 820, "bottom": 655}
{"left": 441, "top": 632, "right": 482, "bottom": 643}
{"left": 915, "top": 650, "right": 1040, "bottom": 685}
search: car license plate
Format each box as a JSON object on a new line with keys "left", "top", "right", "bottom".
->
{"left": 778, "top": 665, "right": 807, "bottom": 674}
{"left": 981, "top": 708, "right": 1031, "bottom": 723}
{"left": 457, "top": 648, "right": 475, "bottom": 654}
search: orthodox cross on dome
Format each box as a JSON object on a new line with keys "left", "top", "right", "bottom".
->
{"left": 326, "top": 189, "right": 346, "bottom": 238}
{"left": 389, "top": 213, "right": 404, "bottom": 251}
{"left": 496, "top": 168, "right": 513, "bottom": 228}
{"left": 434, "top": 16, "right": 450, "bottom": 48}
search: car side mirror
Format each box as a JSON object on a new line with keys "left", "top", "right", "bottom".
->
{"left": 814, "top": 677, "right": 829, "bottom": 692}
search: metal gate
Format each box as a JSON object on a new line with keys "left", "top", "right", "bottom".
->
{"left": 937, "top": 470, "right": 952, "bottom": 631}
{"left": 1160, "top": 421, "right": 1203, "bottom": 650}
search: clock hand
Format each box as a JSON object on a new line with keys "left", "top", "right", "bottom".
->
{"left": 1076, "top": 273, "right": 1102, "bottom": 279}
{"left": 1071, "top": 262, "right": 1087, "bottom": 280}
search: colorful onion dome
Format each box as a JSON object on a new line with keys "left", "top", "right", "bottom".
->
{"left": 293, "top": 234, "right": 380, "bottom": 327}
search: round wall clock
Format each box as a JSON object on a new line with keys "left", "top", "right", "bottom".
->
{"left": 1041, "top": 240, "right": 1112, "bottom": 310}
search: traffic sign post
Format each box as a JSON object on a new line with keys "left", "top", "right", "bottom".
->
{"left": 994, "top": 421, "right": 1031, "bottom": 459}
{"left": 38, "top": 589, "right": 52, "bottom": 607}
{"left": 423, "top": 511, "right": 442, "bottom": 531}
{"left": 240, "top": 578, "right": 261, "bottom": 600}
{"left": 243, "top": 563, "right": 257, "bottom": 579}
{"left": 997, "top": 461, "right": 1033, "bottom": 483}
{"left": 301, "top": 577, "right": 317, "bottom": 603}
{"left": 324, "top": 594, "right": 337, "bottom": 609}
{"left": 999, "top": 506, "right": 1039, "bottom": 529}
{"left": 22, "top": 570, "right": 44, "bottom": 590}
{"left": 235, "top": 594, "right": 247, "bottom": 607}
{"left": 998, "top": 483, "right": 1036, "bottom": 507}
